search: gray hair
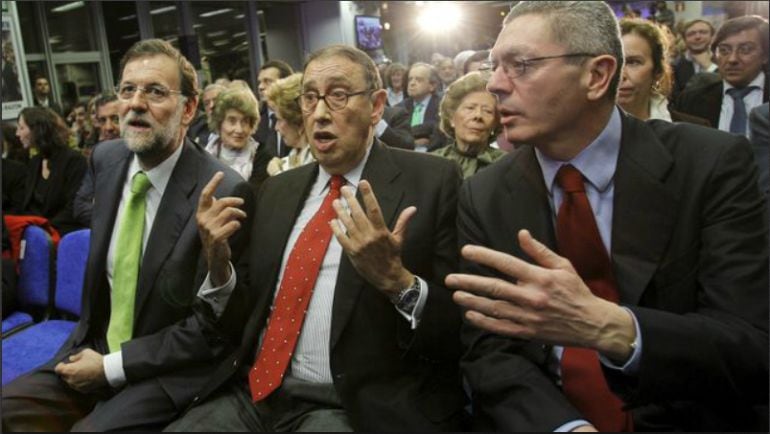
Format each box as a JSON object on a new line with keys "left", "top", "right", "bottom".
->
{"left": 505, "top": 1, "right": 624, "bottom": 99}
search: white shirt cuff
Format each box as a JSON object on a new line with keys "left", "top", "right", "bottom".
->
{"left": 196, "top": 262, "right": 237, "bottom": 319}
{"left": 375, "top": 118, "right": 388, "bottom": 137}
{"left": 394, "top": 276, "right": 428, "bottom": 329}
{"left": 599, "top": 307, "right": 642, "bottom": 375}
{"left": 555, "top": 420, "right": 593, "bottom": 432}
{"left": 103, "top": 351, "right": 127, "bottom": 388}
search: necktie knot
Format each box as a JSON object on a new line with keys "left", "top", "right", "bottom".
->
{"left": 555, "top": 164, "right": 585, "bottom": 193}
{"left": 329, "top": 175, "right": 344, "bottom": 195}
{"left": 727, "top": 86, "right": 758, "bottom": 101}
{"left": 131, "top": 172, "right": 152, "bottom": 195}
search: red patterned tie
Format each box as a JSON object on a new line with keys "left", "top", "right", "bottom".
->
{"left": 248, "top": 175, "right": 344, "bottom": 402}
{"left": 555, "top": 164, "right": 633, "bottom": 432}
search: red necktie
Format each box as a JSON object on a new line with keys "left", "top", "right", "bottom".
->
{"left": 248, "top": 175, "right": 344, "bottom": 402}
{"left": 555, "top": 164, "right": 633, "bottom": 432}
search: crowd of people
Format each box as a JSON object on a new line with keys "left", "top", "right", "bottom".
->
{"left": 1, "top": 1, "right": 768, "bottom": 432}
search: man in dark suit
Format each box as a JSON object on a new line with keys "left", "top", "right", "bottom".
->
{"left": 2, "top": 39, "right": 252, "bottom": 431}
{"left": 254, "top": 60, "right": 294, "bottom": 159}
{"left": 377, "top": 105, "right": 415, "bottom": 149}
{"left": 166, "top": 44, "right": 465, "bottom": 432}
{"left": 671, "top": 19, "right": 717, "bottom": 101}
{"left": 31, "top": 76, "right": 62, "bottom": 116}
{"left": 675, "top": 16, "right": 769, "bottom": 135}
{"left": 397, "top": 62, "right": 445, "bottom": 152}
{"left": 187, "top": 83, "right": 227, "bottom": 147}
{"left": 447, "top": 2, "right": 768, "bottom": 432}
{"left": 749, "top": 103, "right": 769, "bottom": 195}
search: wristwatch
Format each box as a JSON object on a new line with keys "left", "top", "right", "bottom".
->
{"left": 392, "top": 277, "right": 421, "bottom": 312}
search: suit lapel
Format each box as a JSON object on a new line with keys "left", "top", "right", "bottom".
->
{"left": 611, "top": 115, "right": 678, "bottom": 305}
{"left": 133, "top": 142, "right": 198, "bottom": 319}
{"left": 330, "top": 142, "right": 404, "bottom": 350}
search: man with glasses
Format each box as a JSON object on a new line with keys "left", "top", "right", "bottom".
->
{"left": 165, "top": 44, "right": 466, "bottom": 432}
{"left": 2, "top": 39, "right": 253, "bottom": 431}
{"left": 447, "top": 2, "right": 768, "bottom": 432}
{"left": 675, "top": 15, "right": 769, "bottom": 136}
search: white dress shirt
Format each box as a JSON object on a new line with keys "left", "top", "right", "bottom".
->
{"left": 103, "top": 141, "right": 184, "bottom": 387}
{"left": 718, "top": 71, "right": 766, "bottom": 136}
{"left": 198, "top": 141, "right": 428, "bottom": 384}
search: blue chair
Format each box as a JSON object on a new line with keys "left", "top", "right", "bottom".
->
{"left": 1, "top": 226, "right": 54, "bottom": 336}
{"left": 2, "top": 229, "right": 90, "bottom": 385}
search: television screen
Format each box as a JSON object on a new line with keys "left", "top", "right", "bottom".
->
{"left": 355, "top": 15, "right": 383, "bottom": 51}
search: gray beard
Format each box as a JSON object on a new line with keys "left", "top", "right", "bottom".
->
{"left": 122, "top": 103, "right": 184, "bottom": 156}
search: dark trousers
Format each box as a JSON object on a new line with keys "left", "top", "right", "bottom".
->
{"left": 2, "top": 363, "right": 178, "bottom": 431}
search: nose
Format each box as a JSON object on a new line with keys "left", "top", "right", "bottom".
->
{"left": 127, "top": 90, "right": 149, "bottom": 111}
{"left": 486, "top": 65, "right": 512, "bottom": 98}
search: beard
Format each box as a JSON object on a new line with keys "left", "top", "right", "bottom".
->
{"left": 120, "top": 103, "right": 184, "bottom": 156}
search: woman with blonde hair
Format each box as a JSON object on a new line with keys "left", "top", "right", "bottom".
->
{"left": 431, "top": 71, "right": 504, "bottom": 178}
{"left": 265, "top": 73, "right": 315, "bottom": 176}
{"left": 206, "top": 87, "right": 260, "bottom": 180}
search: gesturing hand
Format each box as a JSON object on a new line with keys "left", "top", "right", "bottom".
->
{"left": 330, "top": 180, "right": 416, "bottom": 299}
{"left": 54, "top": 349, "right": 108, "bottom": 393}
{"left": 196, "top": 172, "right": 247, "bottom": 286}
{"left": 447, "top": 229, "right": 635, "bottom": 360}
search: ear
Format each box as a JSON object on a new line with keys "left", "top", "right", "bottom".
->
{"left": 370, "top": 89, "right": 387, "bottom": 126}
{"left": 180, "top": 95, "right": 199, "bottom": 127}
{"left": 584, "top": 55, "right": 618, "bottom": 101}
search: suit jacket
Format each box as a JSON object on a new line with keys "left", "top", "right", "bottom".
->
{"left": 397, "top": 95, "right": 446, "bottom": 151}
{"left": 51, "top": 138, "right": 253, "bottom": 410}
{"left": 254, "top": 105, "right": 288, "bottom": 158}
{"left": 380, "top": 105, "right": 415, "bottom": 149}
{"left": 189, "top": 141, "right": 466, "bottom": 431}
{"left": 459, "top": 113, "right": 769, "bottom": 431}
{"left": 675, "top": 75, "right": 770, "bottom": 127}
{"left": 2, "top": 158, "right": 28, "bottom": 214}
{"left": 21, "top": 147, "right": 87, "bottom": 235}
{"left": 749, "top": 103, "right": 769, "bottom": 195}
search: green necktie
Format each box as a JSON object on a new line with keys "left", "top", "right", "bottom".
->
{"left": 410, "top": 102, "right": 425, "bottom": 127}
{"left": 107, "top": 171, "right": 152, "bottom": 352}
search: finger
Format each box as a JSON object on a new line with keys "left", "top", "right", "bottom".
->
{"left": 518, "top": 230, "right": 573, "bottom": 271}
{"left": 54, "top": 362, "right": 66, "bottom": 375}
{"left": 464, "top": 309, "right": 535, "bottom": 339}
{"left": 198, "top": 172, "right": 224, "bottom": 211}
{"left": 210, "top": 221, "right": 242, "bottom": 242}
{"left": 392, "top": 206, "right": 417, "bottom": 242}
{"left": 210, "top": 206, "right": 248, "bottom": 227}
{"left": 358, "top": 180, "right": 386, "bottom": 230}
{"left": 340, "top": 185, "right": 371, "bottom": 231}
{"left": 445, "top": 273, "right": 546, "bottom": 308}
{"left": 453, "top": 290, "right": 539, "bottom": 325}
{"left": 330, "top": 218, "right": 353, "bottom": 251}
{"left": 460, "top": 244, "right": 543, "bottom": 284}
{"left": 69, "top": 352, "right": 83, "bottom": 362}
{"left": 206, "top": 197, "right": 245, "bottom": 217}
{"left": 332, "top": 198, "right": 358, "bottom": 238}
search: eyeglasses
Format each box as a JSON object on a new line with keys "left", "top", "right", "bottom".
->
{"left": 115, "top": 83, "right": 183, "bottom": 103}
{"left": 479, "top": 52, "right": 596, "bottom": 80}
{"left": 716, "top": 43, "right": 759, "bottom": 58}
{"left": 296, "top": 89, "right": 371, "bottom": 112}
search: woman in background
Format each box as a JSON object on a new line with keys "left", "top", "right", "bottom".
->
{"left": 205, "top": 86, "right": 260, "bottom": 180}
{"left": 265, "top": 73, "right": 315, "bottom": 176}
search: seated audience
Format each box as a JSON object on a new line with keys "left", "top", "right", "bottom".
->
{"left": 675, "top": 15, "right": 769, "bottom": 135}
{"left": 384, "top": 62, "right": 406, "bottom": 106}
{"left": 672, "top": 19, "right": 717, "bottom": 100}
{"left": 264, "top": 73, "right": 315, "bottom": 176}
{"left": 431, "top": 71, "right": 504, "bottom": 178}
{"left": 398, "top": 62, "right": 444, "bottom": 151}
{"left": 255, "top": 60, "right": 295, "bottom": 158}
{"left": 15, "top": 107, "right": 86, "bottom": 235}
{"left": 464, "top": 50, "right": 490, "bottom": 75}
{"left": 205, "top": 87, "right": 261, "bottom": 180}
{"left": 188, "top": 82, "right": 227, "bottom": 146}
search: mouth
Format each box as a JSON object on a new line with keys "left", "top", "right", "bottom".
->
{"left": 312, "top": 131, "right": 338, "bottom": 152}
{"left": 126, "top": 118, "right": 152, "bottom": 131}
{"left": 498, "top": 108, "right": 521, "bottom": 125}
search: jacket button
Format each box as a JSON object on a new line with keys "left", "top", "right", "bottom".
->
{"left": 193, "top": 396, "right": 199, "bottom": 403}
{"left": 232, "top": 360, "right": 239, "bottom": 368}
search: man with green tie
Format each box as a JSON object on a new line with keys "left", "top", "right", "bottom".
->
{"left": 397, "top": 62, "right": 444, "bottom": 152}
{"left": 2, "top": 39, "right": 253, "bottom": 431}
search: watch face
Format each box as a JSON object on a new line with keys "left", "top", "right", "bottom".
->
{"left": 398, "top": 289, "right": 420, "bottom": 311}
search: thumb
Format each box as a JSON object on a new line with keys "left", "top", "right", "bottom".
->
{"left": 392, "top": 206, "right": 417, "bottom": 243}
{"left": 69, "top": 351, "right": 84, "bottom": 362}
{"left": 518, "top": 229, "right": 572, "bottom": 271}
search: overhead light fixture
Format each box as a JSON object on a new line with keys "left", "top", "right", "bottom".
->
{"left": 200, "top": 8, "right": 232, "bottom": 18}
{"left": 418, "top": 2, "right": 461, "bottom": 33}
{"left": 211, "top": 39, "right": 229, "bottom": 47}
{"left": 207, "top": 30, "right": 227, "bottom": 37}
{"left": 118, "top": 14, "right": 137, "bottom": 21}
{"left": 52, "top": 1, "right": 84, "bottom": 13}
{"left": 384, "top": 22, "right": 391, "bottom": 30}
{"left": 233, "top": 31, "right": 247, "bottom": 38}
{"left": 121, "top": 33, "right": 139, "bottom": 40}
{"left": 193, "top": 23, "right": 204, "bottom": 28}
{"left": 150, "top": 5, "right": 176, "bottom": 15}
{"left": 234, "top": 14, "right": 245, "bottom": 19}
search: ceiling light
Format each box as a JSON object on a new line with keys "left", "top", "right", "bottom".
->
{"left": 150, "top": 5, "right": 176, "bottom": 15}
{"left": 118, "top": 14, "right": 136, "bottom": 21}
{"left": 52, "top": 1, "right": 84, "bottom": 13}
{"left": 200, "top": 8, "right": 232, "bottom": 18}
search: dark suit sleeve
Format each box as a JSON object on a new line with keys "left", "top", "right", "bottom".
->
{"left": 609, "top": 136, "right": 769, "bottom": 406}
{"left": 379, "top": 108, "right": 415, "bottom": 150}
{"left": 119, "top": 180, "right": 255, "bottom": 383}
{"left": 396, "top": 160, "right": 463, "bottom": 360}
{"left": 457, "top": 179, "right": 583, "bottom": 432}
{"left": 72, "top": 160, "right": 94, "bottom": 227}
{"left": 49, "top": 152, "right": 87, "bottom": 233}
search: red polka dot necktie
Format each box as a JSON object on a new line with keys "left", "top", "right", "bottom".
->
{"left": 248, "top": 175, "right": 344, "bottom": 402}
{"left": 555, "top": 164, "right": 633, "bottom": 432}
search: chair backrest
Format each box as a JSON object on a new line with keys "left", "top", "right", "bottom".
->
{"left": 16, "top": 225, "right": 54, "bottom": 310}
{"left": 54, "top": 229, "right": 90, "bottom": 317}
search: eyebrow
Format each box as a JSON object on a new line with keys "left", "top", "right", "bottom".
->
{"left": 303, "top": 76, "right": 353, "bottom": 91}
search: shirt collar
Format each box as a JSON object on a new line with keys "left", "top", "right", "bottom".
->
{"left": 316, "top": 140, "right": 374, "bottom": 194}
{"left": 414, "top": 94, "right": 432, "bottom": 107}
{"left": 723, "top": 71, "right": 766, "bottom": 93}
{"left": 127, "top": 138, "right": 185, "bottom": 196}
{"left": 536, "top": 106, "right": 622, "bottom": 195}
